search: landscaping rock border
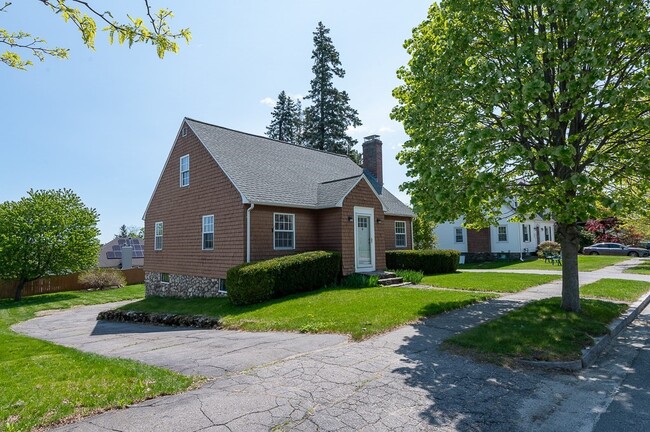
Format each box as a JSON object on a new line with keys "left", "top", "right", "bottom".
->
{"left": 97, "top": 309, "right": 222, "bottom": 329}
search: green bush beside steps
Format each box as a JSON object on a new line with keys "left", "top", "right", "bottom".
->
{"left": 386, "top": 249, "right": 460, "bottom": 274}
{"left": 227, "top": 251, "right": 341, "bottom": 305}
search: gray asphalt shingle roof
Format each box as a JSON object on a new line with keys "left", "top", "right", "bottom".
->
{"left": 186, "top": 118, "right": 414, "bottom": 217}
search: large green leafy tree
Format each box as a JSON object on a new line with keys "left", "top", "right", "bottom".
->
{"left": 303, "top": 22, "right": 362, "bottom": 159}
{"left": 0, "top": 189, "right": 100, "bottom": 301}
{"left": 1, "top": 0, "right": 190, "bottom": 70}
{"left": 393, "top": 0, "right": 650, "bottom": 311}
{"left": 266, "top": 90, "right": 303, "bottom": 144}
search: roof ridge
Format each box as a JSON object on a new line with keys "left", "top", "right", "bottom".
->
{"left": 319, "top": 175, "right": 361, "bottom": 185}
{"left": 184, "top": 117, "right": 356, "bottom": 160}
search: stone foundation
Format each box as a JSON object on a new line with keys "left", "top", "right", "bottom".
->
{"left": 145, "top": 272, "right": 227, "bottom": 298}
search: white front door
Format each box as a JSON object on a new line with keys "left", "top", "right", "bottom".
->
{"left": 354, "top": 207, "right": 375, "bottom": 271}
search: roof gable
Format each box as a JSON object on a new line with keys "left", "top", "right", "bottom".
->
{"left": 147, "top": 118, "right": 415, "bottom": 217}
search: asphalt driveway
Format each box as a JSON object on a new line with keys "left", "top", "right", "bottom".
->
{"left": 13, "top": 301, "right": 348, "bottom": 378}
{"left": 11, "top": 259, "right": 650, "bottom": 431}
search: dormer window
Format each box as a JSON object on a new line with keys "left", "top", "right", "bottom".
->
{"left": 180, "top": 154, "right": 190, "bottom": 187}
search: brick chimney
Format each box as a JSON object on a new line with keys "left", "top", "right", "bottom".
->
{"left": 362, "top": 135, "right": 383, "bottom": 186}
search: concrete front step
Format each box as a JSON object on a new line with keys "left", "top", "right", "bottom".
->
{"left": 378, "top": 277, "right": 404, "bottom": 286}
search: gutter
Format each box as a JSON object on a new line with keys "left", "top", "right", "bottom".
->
{"left": 246, "top": 203, "right": 255, "bottom": 263}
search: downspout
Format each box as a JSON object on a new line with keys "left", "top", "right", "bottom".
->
{"left": 246, "top": 203, "right": 255, "bottom": 263}
{"left": 519, "top": 223, "right": 524, "bottom": 261}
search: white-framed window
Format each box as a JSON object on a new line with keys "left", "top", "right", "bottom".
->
{"left": 202, "top": 215, "right": 214, "bottom": 250}
{"left": 544, "top": 226, "right": 551, "bottom": 241}
{"left": 154, "top": 221, "right": 163, "bottom": 250}
{"left": 160, "top": 273, "right": 170, "bottom": 283}
{"left": 274, "top": 213, "right": 295, "bottom": 250}
{"left": 217, "top": 278, "right": 227, "bottom": 294}
{"left": 497, "top": 225, "right": 508, "bottom": 242}
{"left": 522, "top": 224, "right": 531, "bottom": 242}
{"left": 454, "top": 227, "right": 464, "bottom": 243}
{"left": 180, "top": 154, "right": 190, "bottom": 187}
{"left": 395, "top": 221, "right": 407, "bottom": 248}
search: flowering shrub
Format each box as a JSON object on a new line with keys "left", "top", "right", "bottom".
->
{"left": 537, "top": 241, "right": 561, "bottom": 257}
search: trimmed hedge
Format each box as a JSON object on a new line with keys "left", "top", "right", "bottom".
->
{"left": 227, "top": 251, "right": 341, "bottom": 305}
{"left": 386, "top": 249, "right": 460, "bottom": 274}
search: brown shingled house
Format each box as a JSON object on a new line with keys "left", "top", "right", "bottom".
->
{"left": 144, "top": 118, "right": 414, "bottom": 298}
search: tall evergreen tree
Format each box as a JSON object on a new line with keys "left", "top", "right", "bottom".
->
{"left": 266, "top": 91, "right": 302, "bottom": 144}
{"left": 303, "top": 22, "right": 361, "bottom": 156}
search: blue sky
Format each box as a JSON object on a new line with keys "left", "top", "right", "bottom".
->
{"left": 2, "top": 1, "right": 431, "bottom": 243}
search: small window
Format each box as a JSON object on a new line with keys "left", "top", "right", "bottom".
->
{"left": 497, "top": 225, "right": 508, "bottom": 242}
{"left": 218, "top": 279, "right": 227, "bottom": 294}
{"left": 154, "top": 222, "right": 163, "bottom": 250}
{"left": 544, "top": 226, "right": 550, "bottom": 241}
{"left": 160, "top": 273, "right": 170, "bottom": 283}
{"left": 202, "top": 215, "right": 214, "bottom": 250}
{"left": 522, "top": 224, "right": 531, "bottom": 242}
{"left": 180, "top": 154, "right": 190, "bottom": 187}
{"left": 395, "top": 221, "right": 407, "bottom": 248}
{"left": 181, "top": 127, "right": 188, "bottom": 137}
{"left": 454, "top": 227, "right": 464, "bottom": 243}
{"left": 274, "top": 213, "right": 295, "bottom": 250}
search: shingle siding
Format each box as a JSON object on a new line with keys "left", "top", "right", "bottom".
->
{"left": 341, "top": 180, "right": 387, "bottom": 275}
{"left": 249, "top": 205, "right": 320, "bottom": 261}
{"left": 145, "top": 126, "right": 246, "bottom": 280}
{"left": 384, "top": 216, "right": 412, "bottom": 250}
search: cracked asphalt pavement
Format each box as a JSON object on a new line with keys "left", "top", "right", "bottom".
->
{"left": 12, "top": 260, "right": 650, "bottom": 431}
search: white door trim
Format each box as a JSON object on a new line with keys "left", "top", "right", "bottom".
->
{"left": 354, "top": 206, "right": 375, "bottom": 272}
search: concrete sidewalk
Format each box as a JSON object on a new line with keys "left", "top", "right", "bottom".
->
{"left": 12, "top": 258, "right": 650, "bottom": 431}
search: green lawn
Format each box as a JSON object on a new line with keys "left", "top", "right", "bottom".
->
{"left": 460, "top": 255, "right": 630, "bottom": 272}
{"left": 0, "top": 285, "right": 198, "bottom": 432}
{"left": 445, "top": 298, "right": 627, "bottom": 362}
{"left": 119, "top": 287, "right": 497, "bottom": 340}
{"left": 420, "top": 272, "right": 559, "bottom": 293}
{"left": 624, "top": 260, "right": 650, "bottom": 275}
{"left": 580, "top": 278, "right": 650, "bottom": 302}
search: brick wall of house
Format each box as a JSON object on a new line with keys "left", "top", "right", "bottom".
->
{"left": 341, "top": 180, "right": 387, "bottom": 275}
{"left": 249, "top": 205, "right": 319, "bottom": 261}
{"left": 383, "top": 216, "right": 413, "bottom": 251}
{"left": 145, "top": 123, "right": 246, "bottom": 279}
{"left": 467, "top": 228, "right": 491, "bottom": 253}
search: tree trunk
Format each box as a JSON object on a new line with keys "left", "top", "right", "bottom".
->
{"left": 556, "top": 222, "right": 581, "bottom": 312}
{"left": 14, "top": 278, "right": 26, "bottom": 302}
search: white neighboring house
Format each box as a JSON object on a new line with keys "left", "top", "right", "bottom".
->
{"left": 435, "top": 205, "right": 555, "bottom": 258}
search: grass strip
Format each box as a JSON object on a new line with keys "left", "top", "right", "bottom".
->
{"left": 420, "top": 272, "right": 559, "bottom": 293}
{"left": 580, "top": 278, "right": 650, "bottom": 302}
{"left": 460, "top": 255, "right": 630, "bottom": 272}
{"left": 0, "top": 285, "right": 198, "bottom": 432}
{"left": 119, "top": 286, "right": 496, "bottom": 341}
{"left": 624, "top": 261, "right": 650, "bottom": 275}
{"left": 445, "top": 298, "right": 627, "bottom": 363}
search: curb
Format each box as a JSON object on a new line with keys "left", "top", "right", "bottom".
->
{"left": 582, "top": 289, "right": 650, "bottom": 369}
{"left": 519, "top": 290, "right": 650, "bottom": 371}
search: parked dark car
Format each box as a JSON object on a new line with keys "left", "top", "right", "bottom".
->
{"left": 582, "top": 243, "right": 650, "bottom": 257}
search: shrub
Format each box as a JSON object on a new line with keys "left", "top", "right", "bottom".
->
{"left": 536, "top": 241, "right": 561, "bottom": 257}
{"left": 386, "top": 249, "right": 459, "bottom": 274}
{"left": 578, "top": 227, "right": 596, "bottom": 252}
{"left": 227, "top": 251, "right": 341, "bottom": 305}
{"left": 78, "top": 268, "right": 126, "bottom": 289}
{"left": 339, "top": 273, "right": 379, "bottom": 288}
{"left": 393, "top": 269, "right": 424, "bottom": 284}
